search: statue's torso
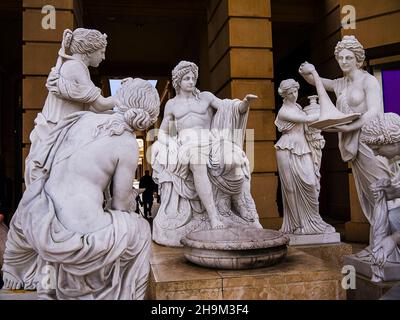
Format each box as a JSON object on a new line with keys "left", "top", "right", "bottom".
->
{"left": 275, "top": 105, "right": 311, "bottom": 155}
{"left": 335, "top": 72, "right": 374, "bottom": 114}
{"left": 171, "top": 97, "right": 214, "bottom": 131}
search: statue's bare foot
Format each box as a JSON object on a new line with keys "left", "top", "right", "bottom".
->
{"left": 324, "top": 224, "right": 336, "bottom": 233}
{"left": 238, "top": 209, "right": 255, "bottom": 222}
{"left": 210, "top": 217, "right": 225, "bottom": 229}
{"left": 2, "top": 271, "right": 23, "bottom": 290}
{"left": 24, "top": 282, "right": 37, "bottom": 291}
{"left": 293, "top": 227, "right": 305, "bottom": 235}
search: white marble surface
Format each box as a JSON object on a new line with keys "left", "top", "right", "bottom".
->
{"left": 288, "top": 232, "right": 341, "bottom": 246}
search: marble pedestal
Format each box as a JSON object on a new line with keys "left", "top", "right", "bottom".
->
{"left": 346, "top": 273, "right": 400, "bottom": 300}
{"left": 148, "top": 243, "right": 345, "bottom": 300}
{"left": 296, "top": 242, "right": 352, "bottom": 269}
{"left": 344, "top": 254, "right": 400, "bottom": 282}
{"left": 344, "top": 254, "right": 400, "bottom": 300}
{"left": 288, "top": 232, "right": 341, "bottom": 246}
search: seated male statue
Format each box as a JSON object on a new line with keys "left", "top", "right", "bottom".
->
{"left": 2, "top": 78, "right": 160, "bottom": 299}
{"left": 360, "top": 112, "right": 400, "bottom": 282}
{"left": 151, "top": 61, "right": 262, "bottom": 247}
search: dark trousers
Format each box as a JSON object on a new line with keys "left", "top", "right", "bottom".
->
{"left": 143, "top": 201, "right": 153, "bottom": 218}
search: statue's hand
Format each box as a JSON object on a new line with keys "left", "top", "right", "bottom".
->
{"left": 299, "top": 62, "right": 316, "bottom": 75}
{"left": 46, "top": 68, "right": 61, "bottom": 94}
{"left": 113, "top": 97, "right": 122, "bottom": 108}
{"left": 244, "top": 94, "right": 258, "bottom": 102}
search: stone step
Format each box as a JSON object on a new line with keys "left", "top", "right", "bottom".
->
{"left": 0, "top": 289, "right": 38, "bottom": 300}
{"left": 380, "top": 285, "right": 400, "bottom": 300}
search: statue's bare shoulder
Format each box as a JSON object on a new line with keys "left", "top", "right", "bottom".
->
{"left": 164, "top": 97, "right": 177, "bottom": 116}
{"left": 199, "top": 91, "right": 214, "bottom": 100}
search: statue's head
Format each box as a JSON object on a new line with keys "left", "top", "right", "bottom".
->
{"left": 115, "top": 78, "right": 160, "bottom": 131}
{"left": 361, "top": 113, "right": 400, "bottom": 160}
{"left": 334, "top": 35, "right": 365, "bottom": 71}
{"left": 62, "top": 28, "right": 108, "bottom": 67}
{"left": 278, "top": 79, "right": 300, "bottom": 103}
{"left": 171, "top": 61, "right": 200, "bottom": 98}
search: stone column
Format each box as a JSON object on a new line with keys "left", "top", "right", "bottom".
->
{"left": 207, "top": 0, "right": 281, "bottom": 229}
{"left": 22, "top": 0, "right": 79, "bottom": 185}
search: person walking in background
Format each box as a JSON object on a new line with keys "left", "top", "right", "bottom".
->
{"left": 139, "top": 170, "right": 157, "bottom": 219}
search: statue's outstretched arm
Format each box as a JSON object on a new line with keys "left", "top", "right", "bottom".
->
{"left": 278, "top": 106, "right": 318, "bottom": 124}
{"left": 238, "top": 94, "right": 258, "bottom": 113}
{"left": 299, "top": 62, "right": 335, "bottom": 92}
{"left": 205, "top": 91, "right": 258, "bottom": 114}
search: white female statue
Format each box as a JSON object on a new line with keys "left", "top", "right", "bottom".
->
{"left": 275, "top": 79, "right": 335, "bottom": 236}
{"left": 360, "top": 113, "right": 400, "bottom": 282}
{"left": 25, "top": 28, "right": 119, "bottom": 185}
{"left": 298, "top": 35, "right": 394, "bottom": 238}
{"left": 2, "top": 78, "right": 160, "bottom": 299}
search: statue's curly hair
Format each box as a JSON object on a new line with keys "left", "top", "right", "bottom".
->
{"left": 334, "top": 35, "right": 365, "bottom": 68}
{"left": 360, "top": 113, "right": 400, "bottom": 145}
{"left": 278, "top": 79, "right": 300, "bottom": 98}
{"left": 171, "top": 61, "right": 201, "bottom": 98}
{"left": 116, "top": 78, "right": 160, "bottom": 131}
{"left": 62, "top": 28, "right": 107, "bottom": 55}
{"left": 95, "top": 78, "right": 160, "bottom": 137}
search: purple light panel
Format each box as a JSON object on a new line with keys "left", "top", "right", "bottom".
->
{"left": 382, "top": 69, "right": 400, "bottom": 114}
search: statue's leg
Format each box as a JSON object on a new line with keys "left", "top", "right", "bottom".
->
{"left": 190, "top": 163, "right": 225, "bottom": 229}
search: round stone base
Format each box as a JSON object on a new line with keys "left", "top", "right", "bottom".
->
{"left": 181, "top": 227, "right": 289, "bottom": 270}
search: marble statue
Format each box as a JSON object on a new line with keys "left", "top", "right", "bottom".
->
{"left": 275, "top": 79, "right": 336, "bottom": 237}
{"left": 151, "top": 61, "right": 262, "bottom": 247}
{"left": 2, "top": 78, "right": 160, "bottom": 299}
{"left": 25, "top": 28, "right": 119, "bottom": 186}
{"left": 360, "top": 113, "right": 400, "bottom": 282}
{"left": 0, "top": 217, "right": 7, "bottom": 270}
{"left": 298, "top": 35, "right": 394, "bottom": 237}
